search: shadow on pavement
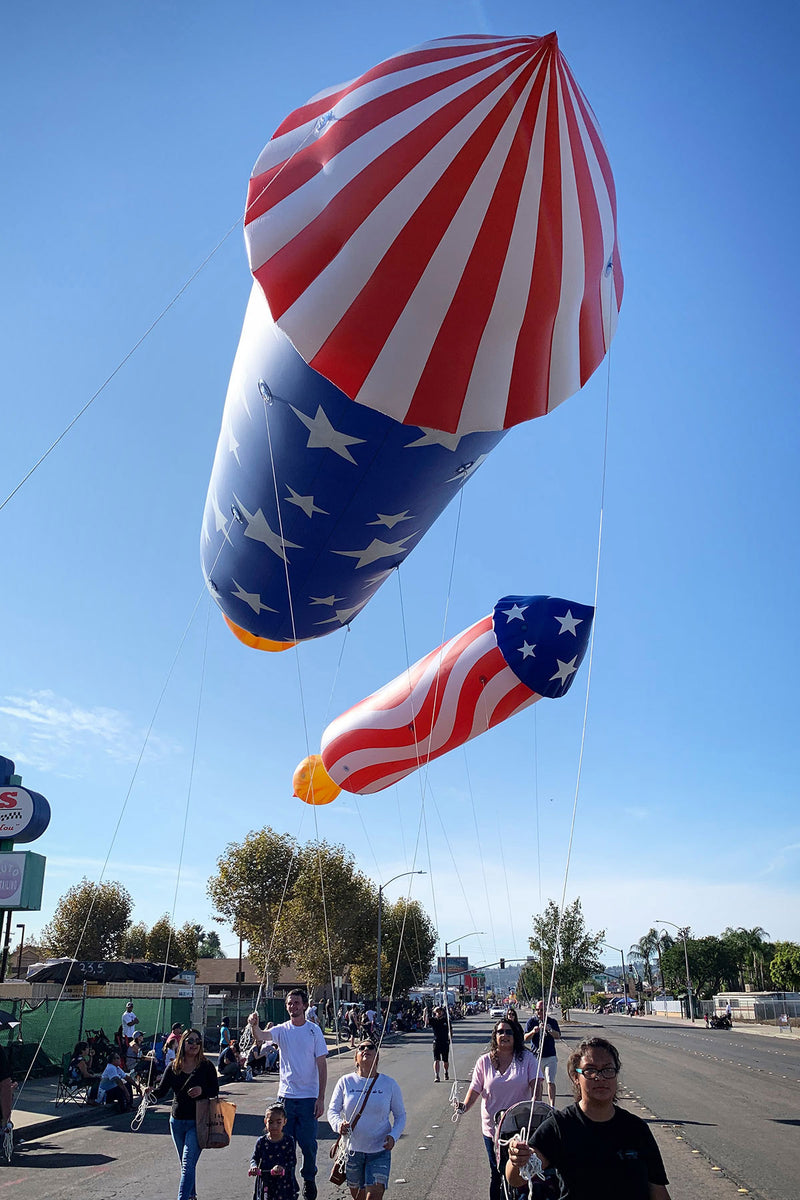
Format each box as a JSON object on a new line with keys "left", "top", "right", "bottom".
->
{"left": 12, "top": 1144, "right": 115, "bottom": 1169}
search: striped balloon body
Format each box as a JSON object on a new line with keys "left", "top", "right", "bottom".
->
{"left": 321, "top": 595, "right": 594, "bottom": 794}
{"left": 244, "top": 32, "right": 622, "bottom": 436}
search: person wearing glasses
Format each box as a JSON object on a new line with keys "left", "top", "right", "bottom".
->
{"left": 454, "top": 1020, "right": 541, "bottom": 1200}
{"left": 506, "top": 1038, "right": 671, "bottom": 1199}
{"left": 327, "top": 1041, "right": 406, "bottom": 1200}
{"left": 147, "top": 1029, "right": 219, "bottom": 1200}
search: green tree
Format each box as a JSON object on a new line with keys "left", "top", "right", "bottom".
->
{"left": 660, "top": 935, "right": 738, "bottom": 998}
{"left": 197, "top": 930, "right": 224, "bottom": 958}
{"left": 280, "top": 840, "right": 374, "bottom": 992}
{"left": 119, "top": 921, "right": 149, "bottom": 959}
{"left": 519, "top": 898, "right": 604, "bottom": 1002}
{"left": 721, "top": 926, "right": 772, "bottom": 990}
{"left": 207, "top": 827, "right": 301, "bottom": 980}
{"left": 769, "top": 942, "right": 800, "bottom": 990}
{"left": 629, "top": 929, "right": 661, "bottom": 989}
{"left": 40, "top": 878, "right": 133, "bottom": 959}
{"left": 349, "top": 896, "right": 437, "bottom": 1000}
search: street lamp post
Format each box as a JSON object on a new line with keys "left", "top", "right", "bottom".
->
{"left": 656, "top": 919, "right": 694, "bottom": 1022}
{"left": 602, "top": 942, "right": 629, "bottom": 1008}
{"left": 376, "top": 871, "right": 426, "bottom": 1018}
{"left": 442, "top": 931, "right": 484, "bottom": 1006}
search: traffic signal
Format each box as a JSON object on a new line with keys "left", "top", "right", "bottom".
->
{"left": 500, "top": 958, "right": 505, "bottom": 970}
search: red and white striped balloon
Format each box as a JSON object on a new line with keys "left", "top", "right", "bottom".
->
{"left": 320, "top": 614, "right": 537, "bottom": 795}
{"left": 244, "top": 32, "right": 622, "bottom": 436}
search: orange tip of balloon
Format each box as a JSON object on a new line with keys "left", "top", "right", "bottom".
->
{"left": 292, "top": 755, "right": 341, "bottom": 806}
{"left": 224, "top": 614, "right": 297, "bottom": 652}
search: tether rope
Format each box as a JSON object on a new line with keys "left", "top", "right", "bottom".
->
{"left": 0, "top": 119, "right": 329, "bottom": 516}
{"left": 10, "top": 548, "right": 227, "bottom": 1110}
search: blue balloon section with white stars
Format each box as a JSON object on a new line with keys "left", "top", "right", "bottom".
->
{"left": 201, "top": 288, "right": 506, "bottom": 644}
{"left": 492, "top": 595, "right": 594, "bottom": 698}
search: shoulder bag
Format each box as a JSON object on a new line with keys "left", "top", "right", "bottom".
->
{"left": 330, "top": 1073, "right": 378, "bottom": 1186}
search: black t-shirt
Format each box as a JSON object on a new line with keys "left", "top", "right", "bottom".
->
{"left": 429, "top": 1016, "right": 450, "bottom": 1045}
{"left": 153, "top": 1060, "right": 219, "bottom": 1120}
{"left": 0, "top": 1045, "right": 10, "bottom": 1084}
{"left": 525, "top": 1016, "right": 560, "bottom": 1058}
{"left": 531, "top": 1103, "right": 668, "bottom": 1200}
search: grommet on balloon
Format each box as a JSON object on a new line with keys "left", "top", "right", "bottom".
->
{"left": 292, "top": 755, "right": 341, "bottom": 806}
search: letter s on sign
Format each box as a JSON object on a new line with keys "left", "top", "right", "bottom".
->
{"left": 0, "top": 792, "right": 18, "bottom": 810}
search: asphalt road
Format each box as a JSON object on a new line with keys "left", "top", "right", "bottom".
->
{"left": 6, "top": 1013, "right": 799, "bottom": 1199}
{"left": 592, "top": 1012, "right": 800, "bottom": 1200}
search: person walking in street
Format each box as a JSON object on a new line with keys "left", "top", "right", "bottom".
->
{"left": 248, "top": 989, "right": 329, "bottom": 1200}
{"left": 328, "top": 1040, "right": 406, "bottom": 1200}
{"left": 454, "top": 1018, "right": 541, "bottom": 1200}
{"left": 249, "top": 1101, "right": 299, "bottom": 1200}
{"left": 424, "top": 1005, "right": 451, "bottom": 1083}
{"left": 147, "top": 1028, "right": 219, "bottom": 1200}
{"left": 524, "top": 1000, "right": 562, "bottom": 1107}
{"left": 506, "top": 1037, "right": 671, "bottom": 1200}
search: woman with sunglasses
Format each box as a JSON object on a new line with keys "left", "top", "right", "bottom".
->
{"left": 506, "top": 1038, "right": 671, "bottom": 1199}
{"left": 146, "top": 1029, "right": 219, "bottom": 1200}
{"left": 327, "top": 1041, "right": 406, "bottom": 1200}
{"left": 454, "top": 1020, "right": 541, "bottom": 1200}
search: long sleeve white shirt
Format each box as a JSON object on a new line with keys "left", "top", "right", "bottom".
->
{"left": 327, "top": 1072, "right": 406, "bottom": 1154}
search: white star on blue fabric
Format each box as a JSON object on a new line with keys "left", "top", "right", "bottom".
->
{"left": 404, "top": 427, "right": 464, "bottom": 451}
{"left": 445, "top": 453, "right": 489, "bottom": 483}
{"left": 285, "top": 486, "right": 328, "bottom": 518}
{"left": 308, "top": 595, "right": 344, "bottom": 606}
{"left": 333, "top": 534, "right": 417, "bottom": 569}
{"left": 549, "top": 657, "right": 579, "bottom": 686}
{"left": 368, "top": 511, "right": 412, "bottom": 529}
{"left": 502, "top": 603, "right": 528, "bottom": 622}
{"left": 290, "top": 404, "right": 366, "bottom": 463}
{"left": 554, "top": 610, "right": 583, "bottom": 636}
{"left": 518, "top": 641, "right": 536, "bottom": 659}
{"left": 234, "top": 495, "right": 302, "bottom": 562}
{"left": 231, "top": 581, "right": 277, "bottom": 615}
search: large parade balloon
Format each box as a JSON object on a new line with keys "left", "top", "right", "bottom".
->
{"left": 293, "top": 594, "right": 594, "bottom": 799}
{"left": 202, "top": 33, "right": 621, "bottom": 647}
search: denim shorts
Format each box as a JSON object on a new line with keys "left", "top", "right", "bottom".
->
{"left": 346, "top": 1148, "right": 391, "bottom": 1188}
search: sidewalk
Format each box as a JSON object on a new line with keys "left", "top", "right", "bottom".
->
{"left": 618, "top": 1010, "right": 795, "bottom": 1040}
{"left": 10, "top": 1028, "right": 354, "bottom": 1144}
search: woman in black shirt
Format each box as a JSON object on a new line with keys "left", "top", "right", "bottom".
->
{"left": 506, "top": 1037, "right": 670, "bottom": 1200}
{"left": 148, "top": 1029, "right": 219, "bottom": 1200}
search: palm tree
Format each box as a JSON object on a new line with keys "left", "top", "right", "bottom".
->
{"left": 630, "top": 929, "right": 661, "bottom": 990}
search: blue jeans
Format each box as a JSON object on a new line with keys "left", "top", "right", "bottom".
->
{"left": 483, "top": 1133, "right": 508, "bottom": 1200}
{"left": 170, "top": 1117, "right": 202, "bottom": 1200}
{"left": 279, "top": 1095, "right": 317, "bottom": 1180}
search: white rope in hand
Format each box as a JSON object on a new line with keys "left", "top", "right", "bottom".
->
{"left": 131, "top": 1092, "right": 156, "bottom": 1132}
{"left": 1, "top": 1122, "right": 12, "bottom": 1163}
{"left": 450, "top": 1081, "right": 465, "bottom": 1123}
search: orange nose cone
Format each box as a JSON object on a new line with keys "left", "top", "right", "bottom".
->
{"left": 223, "top": 615, "right": 297, "bottom": 652}
{"left": 292, "top": 755, "right": 341, "bottom": 806}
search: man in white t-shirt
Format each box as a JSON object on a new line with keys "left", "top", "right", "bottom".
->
{"left": 249, "top": 989, "right": 328, "bottom": 1200}
{"left": 121, "top": 1002, "right": 138, "bottom": 1044}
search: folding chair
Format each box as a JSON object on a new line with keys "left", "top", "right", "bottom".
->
{"left": 54, "top": 1053, "right": 92, "bottom": 1106}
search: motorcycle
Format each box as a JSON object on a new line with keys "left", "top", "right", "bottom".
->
{"left": 709, "top": 1013, "right": 732, "bottom": 1030}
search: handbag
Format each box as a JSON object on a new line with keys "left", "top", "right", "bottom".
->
{"left": 329, "top": 1073, "right": 379, "bottom": 1186}
{"left": 196, "top": 1096, "right": 236, "bottom": 1149}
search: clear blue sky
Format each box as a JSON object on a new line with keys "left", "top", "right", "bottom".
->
{"left": 1, "top": 2, "right": 797, "bottom": 972}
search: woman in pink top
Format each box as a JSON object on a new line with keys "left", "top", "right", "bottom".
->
{"left": 454, "top": 1018, "right": 541, "bottom": 1200}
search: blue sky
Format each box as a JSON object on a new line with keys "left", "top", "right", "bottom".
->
{"left": 1, "top": 1, "right": 798, "bottom": 972}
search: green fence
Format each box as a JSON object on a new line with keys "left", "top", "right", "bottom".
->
{"left": 2, "top": 995, "right": 192, "bottom": 1074}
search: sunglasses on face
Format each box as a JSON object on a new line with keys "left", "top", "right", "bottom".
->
{"left": 575, "top": 1066, "right": 618, "bottom": 1080}
{"left": 185, "top": 1037, "right": 201, "bottom": 1045}
{"left": 496, "top": 1028, "right": 513, "bottom": 1036}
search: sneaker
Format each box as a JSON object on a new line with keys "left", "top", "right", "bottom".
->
{"left": 303, "top": 1181, "right": 317, "bottom": 1200}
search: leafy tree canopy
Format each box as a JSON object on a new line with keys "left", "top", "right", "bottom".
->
{"left": 769, "top": 942, "right": 800, "bottom": 991}
{"left": 41, "top": 878, "right": 134, "bottom": 960}
{"left": 519, "top": 898, "right": 604, "bottom": 1001}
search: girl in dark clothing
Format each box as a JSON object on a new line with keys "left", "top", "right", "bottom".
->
{"left": 249, "top": 1103, "right": 299, "bottom": 1200}
{"left": 147, "top": 1029, "right": 219, "bottom": 1200}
